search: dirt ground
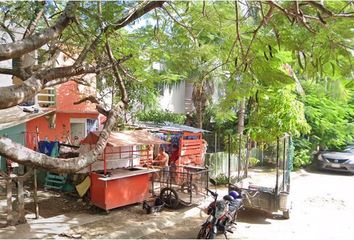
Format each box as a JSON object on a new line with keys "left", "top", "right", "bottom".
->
{"left": 1, "top": 167, "right": 353, "bottom": 239}
{"left": 24, "top": 191, "right": 90, "bottom": 218}
{"left": 141, "top": 167, "right": 354, "bottom": 239}
{"left": 0, "top": 187, "right": 90, "bottom": 227}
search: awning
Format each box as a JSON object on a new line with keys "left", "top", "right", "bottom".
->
{"left": 81, "top": 130, "right": 170, "bottom": 147}
{"left": 131, "top": 121, "right": 209, "bottom": 133}
{"left": 0, "top": 106, "right": 55, "bottom": 131}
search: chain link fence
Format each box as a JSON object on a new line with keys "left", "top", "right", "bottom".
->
{"left": 203, "top": 132, "right": 293, "bottom": 185}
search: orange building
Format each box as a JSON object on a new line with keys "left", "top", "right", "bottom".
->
{"left": 26, "top": 80, "right": 99, "bottom": 150}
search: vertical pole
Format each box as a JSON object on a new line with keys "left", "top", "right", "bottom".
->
{"left": 214, "top": 131, "right": 217, "bottom": 153}
{"left": 237, "top": 134, "right": 242, "bottom": 180}
{"left": 275, "top": 137, "right": 280, "bottom": 195}
{"left": 206, "top": 169, "right": 209, "bottom": 196}
{"left": 244, "top": 135, "right": 250, "bottom": 178}
{"left": 189, "top": 173, "right": 192, "bottom": 204}
{"left": 228, "top": 134, "right": 231, "bottom": 193}
{"left": 103, "top": 148, "right": 107, "bottom": 175}
{"left": 261, "top": 142, "right": 264, "bottom": 166}
{"left": 282, "top": 137, "right": 286, "bottom": 192}
{"left": 6, "top": 178, "right": 13, "bottom": 225}
{"left": 18, "top": 179, "right": 26, "bottom": 224}
{"left": 33, "top": 169, "right": 39, "bottom": 219}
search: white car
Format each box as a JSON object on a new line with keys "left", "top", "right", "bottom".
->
{"left": 316, "top": 145, "right": 354, "bottom": 174}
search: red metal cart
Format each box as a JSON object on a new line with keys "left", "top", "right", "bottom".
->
{"left": 79, "top": 130, "right": 169, "bottom": 212}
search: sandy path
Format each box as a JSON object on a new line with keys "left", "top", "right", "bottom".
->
{"left": 141, "top": 168, "right": 354, "bottom": 239}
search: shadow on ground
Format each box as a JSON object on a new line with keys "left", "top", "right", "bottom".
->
{"left": 303, "top": 165, "right": 354, "bottom": 177}
{"left": 237, "top": 209, "right": 272, "bottom": 225}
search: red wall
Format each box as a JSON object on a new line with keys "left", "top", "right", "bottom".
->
{"left": 26, "top": 112, "right": 98, "bottom": 150}
{"left": 56, "top": 81, "right": 97, "bottom": 113}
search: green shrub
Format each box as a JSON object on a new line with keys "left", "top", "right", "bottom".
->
{"left": 248, "top": 157, "right": 260, "bottom": 168}
{"left": 293, "top": 149, "right": 311, "bottom": 169}
{"left": 212, "top": 174, "right": 238, "bottom": 185}
{"left": 136, "top": 110, "right": 186, "bottom": 124}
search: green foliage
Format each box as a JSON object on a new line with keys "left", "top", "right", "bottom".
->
{"left": 293, "top": 149, "right": 311, "bottom": 169}
{"left": 212, "top": 174, "right": 238, "bottom": 186}
{"left": 302, "top": 82, "right": 354, "bottom": 149}
{"left": 247, "top": 87, "right": 310, "bottom": 143}
{"left": 293, "top": 138, "right": 312, "bottom": 169}
{"left": 4, "top": 1, "right": 353, "bottom": 153}
{"left": 136, "top": 110, "right": 186, "bottom": 124}
{"left": 248, "top": 157, "right": 260, "bottom": 168}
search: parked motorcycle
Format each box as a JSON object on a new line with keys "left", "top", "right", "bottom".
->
{"left": 197, "top": 188, "right": 243, "bottom": 239}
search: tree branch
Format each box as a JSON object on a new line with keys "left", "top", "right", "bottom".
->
{"left": 0, "top": 55, "right": 132, "bottom": 109}
{"left": 244, "top": 4, "right": 274, "bottom": 61}
{"left": 0, "top": 1, "right": 79, "bottom": 61}
{"left": 74, "top": 95, "right": 110, "bottom": 117}
{"left": 0, "top": 67, "right": 25, "bottom": 79}
{"left": 307, "top": 1, "right": 333, "bottom": 17}
{"left": 22, "top": 1, "right": 46, "bottom": 38}
{"left": 112, "top": 1, "right": 165, "bottom": 30}
{"left": 74, "top": 1, "right": 165, "bottom": 67}
{"left": 105, "top": 41, "right": 129, "bottom": 105}
{"left": 0, "top": 23, "right": 16, "bottom": 42}
{"left": 162, "top": 4, "right": 196, "bottom": 41}
{"left": 235, "top": 1, "right": 244, "bottom": 57}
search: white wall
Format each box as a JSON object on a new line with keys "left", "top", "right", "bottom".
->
{"left": 0, "top": 60, "right": 13, "bottom": 87}
{"left": 0, "top": 28, "right": 14, "bottom": 87}
{"left": 158, "top": 81, "right": 195, "bottom": 114}
{"left": 0, "top": 24, "right": 36, "bottom": 87}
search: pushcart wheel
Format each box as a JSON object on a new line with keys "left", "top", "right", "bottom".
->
{"left": 181, "top": 183, "right": 199, "bottom": 194}
{"left": 160, "top": 187, "right": 179, "bottom": 209}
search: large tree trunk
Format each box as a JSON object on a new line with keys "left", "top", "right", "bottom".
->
{"left": 237, "top": 98, "right": 245, "bottom": 177}
{"left": 237, "top": 98, "right": 245, "bottom": 134}
{"left": 192, "top": 82, "right": 206, "bottom": 128}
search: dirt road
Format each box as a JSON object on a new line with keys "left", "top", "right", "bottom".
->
{"left": 141, "top": 168, "right": 354, "bottom": 239}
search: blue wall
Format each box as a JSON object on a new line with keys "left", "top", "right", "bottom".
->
{"left": 0, "top": 124, "right": 25, "bottom": 172}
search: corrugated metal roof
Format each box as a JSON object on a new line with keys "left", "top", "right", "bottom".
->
{"left": 0, "top": 106, "right": 55, "bottom": 131}
{"left": 81, "top": 130, "right": 170, "bottom": 147}
{"left": 132, "top": 121, "right": 209, "bottom": 133}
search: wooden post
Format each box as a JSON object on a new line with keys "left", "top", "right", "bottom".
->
{"left": 6, "top": 178, "right": 13, "bottom": 225}
{"left": 33, "top": 169, "right": 39, "bottom": 219}
{"left": 18, "top": 179, "right": 26, "bottom": 224}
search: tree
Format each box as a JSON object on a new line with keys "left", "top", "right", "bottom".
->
{"left": 0, "top": 1, "right": 353, "bottom": 173}
{"left": 0, "top": 1, "right": 165, "bottom": 173}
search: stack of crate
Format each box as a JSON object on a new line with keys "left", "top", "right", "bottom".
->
{"left": 44, "top": 172, "right": 67, "bottom": 191}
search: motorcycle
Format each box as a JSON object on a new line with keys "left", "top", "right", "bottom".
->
{"left": 197, "top": 188, "right": 243, "bottom": 239}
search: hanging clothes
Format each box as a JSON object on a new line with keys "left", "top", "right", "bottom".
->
{"left": 38, "top": 141, "right": 59, "bottom": 157}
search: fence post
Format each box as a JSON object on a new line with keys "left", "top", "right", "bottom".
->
{"left": 6, "top": 178, "right": 13, "bottom": 225}
{"left": 275, "top": 137, "right": 280, "bottom": 195}
{"left": 237, "top": 134, "right": 242, "bottom": 180}
{"left": 228, "top": 134, "right": 231, "bottom": 193}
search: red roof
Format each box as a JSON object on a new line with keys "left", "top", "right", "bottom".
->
{"left": 81, "top": 130, "right": 169, "bottom": 147}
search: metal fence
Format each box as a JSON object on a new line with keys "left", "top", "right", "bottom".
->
{"left": 203, "top": 132, "right": 292, "bottom": 183}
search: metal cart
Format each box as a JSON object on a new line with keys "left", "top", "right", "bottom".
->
{"left": 151, "top": 165, "right": 209, "bottom": 209}
{"left": 235, "top": 135, "right": 292, "bottom": 219}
